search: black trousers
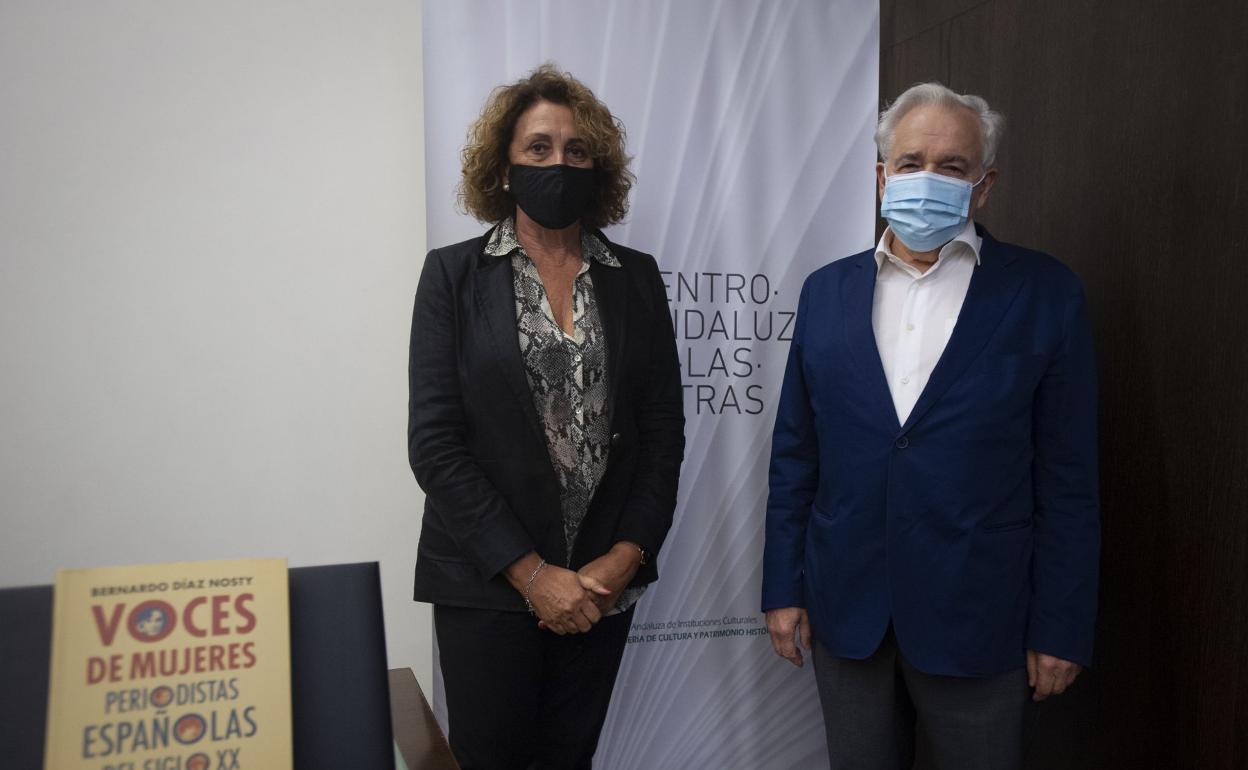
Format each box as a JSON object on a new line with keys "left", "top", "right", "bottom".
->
{"left": 434, "top": 604, "right": 634, "bottom": 770}
{"left": 813, "top": 626, "right": 1032, "bottom": 770}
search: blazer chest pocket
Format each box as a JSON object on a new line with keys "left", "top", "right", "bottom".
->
{"left": 970, "top": 352, "right": 1049, "bottom": 397}
{"left": 985, "top": 352, "right": 1049, "bottom": 372}
{"left": 981, "top": 516, "right": 1032, "bottom": 533}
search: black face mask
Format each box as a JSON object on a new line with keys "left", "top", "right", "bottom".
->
{"left": 508, "top": 164, "right": 596, "bottom": 230}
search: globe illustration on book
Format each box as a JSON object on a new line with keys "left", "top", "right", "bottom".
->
{"left": 127, "top": 600, "right": 175, "bottom": 642}
{"left": 173, "top": 714, "right": 206, "bottom": 745}
{"left": 150, "top": 685, "right": 174, "bottom": 708}
{"left": 187, "top": 753, "right": 211, "bottom": 770}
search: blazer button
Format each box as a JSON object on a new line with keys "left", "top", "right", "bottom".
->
{"left": 610, "top": 432, "right": 622, "bottom": 447}
{"left": 895, "top": 436, "right": 910, "bottom": 449}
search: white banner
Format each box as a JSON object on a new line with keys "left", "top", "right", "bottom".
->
{"left": 422, "top": 1, "right": 878, "bottom": 766}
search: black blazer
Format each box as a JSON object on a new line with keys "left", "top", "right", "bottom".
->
{"left": 408, "top": 226, "right": 685, "bottom": 611}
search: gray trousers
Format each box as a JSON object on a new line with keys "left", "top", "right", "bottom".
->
{"left": 813, "top": 628, "right": 1030, "bottom": 770}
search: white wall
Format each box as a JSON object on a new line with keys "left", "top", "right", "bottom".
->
{"left": 0, "top": 2, "right": 432, "bottom": 692}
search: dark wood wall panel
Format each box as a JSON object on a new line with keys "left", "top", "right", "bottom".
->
{"left": 880, "top": 1, "right": 1248, "bottom": 768}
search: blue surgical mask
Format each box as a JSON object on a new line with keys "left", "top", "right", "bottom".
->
{"left": 880, "top": 169, "right": 987, "bottom": 252}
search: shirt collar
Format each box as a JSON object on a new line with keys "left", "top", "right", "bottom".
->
{"left": 484, "top": 217, "right": 621, "bottom": 268}
{"left": 874, "top": 218, "right": 982, "bottom": 274}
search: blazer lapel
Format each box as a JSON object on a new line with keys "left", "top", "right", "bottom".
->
{"left": 474, "top": 249, "right": 545, "bottom": 439}
{"left": 842, "top": 251, "right": 903, "bottom": 433}
{"left": 899, "top": 230, "right": 1024, "bottom": 433}
{"left": 589, "top": 254, "right": 628, "bottom": 414}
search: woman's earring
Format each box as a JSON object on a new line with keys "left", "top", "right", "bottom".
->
{"left": 503, "top": 180, "right": 510, "bottom": 192}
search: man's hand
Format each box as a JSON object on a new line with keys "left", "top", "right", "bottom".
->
{"left": 1027, "top": 649, "right": 1082, "bottom": 701}
{"left": 577, "top": 541, "right": 644, "bottom": 613}
{"left": 766, "top": 607, "right": 812, "bottom": 667}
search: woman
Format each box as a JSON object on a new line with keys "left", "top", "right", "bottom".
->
{"left": 408, "top": 64, "right": 684, "bottom": 770}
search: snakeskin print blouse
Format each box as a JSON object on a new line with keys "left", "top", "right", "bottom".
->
{"left": 485, "top": 218, "right": 644, "bottom": 613}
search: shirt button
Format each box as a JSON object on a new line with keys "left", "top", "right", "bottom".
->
{"left": 896, "top": 436, "right": 910, "bottom": 449}
{"left": 906, "top": 323, "right": 915, "bottom": 331}
{"left": 900, "top": 376, "right": 910, "bottom": 385}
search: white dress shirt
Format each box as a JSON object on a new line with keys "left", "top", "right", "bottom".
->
{"left": 872, "top": 219, "right": 982, "bottom": 425}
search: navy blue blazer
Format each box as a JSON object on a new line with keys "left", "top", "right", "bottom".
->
{"left": 762, "top": 226, "right": 1099, "bottom": 677}
{"left": 408, "top": 227, "right": 685, "bottom": 611}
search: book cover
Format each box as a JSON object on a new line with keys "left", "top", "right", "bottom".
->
{"left": 43, "top": 558, "right": 293, "bottom": 770}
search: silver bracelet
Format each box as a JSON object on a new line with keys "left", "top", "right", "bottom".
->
{"left": 522, "top": 558, "right": 547, "bottom": 615}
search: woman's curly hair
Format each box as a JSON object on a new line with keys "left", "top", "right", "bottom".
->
{"left": 458, "top": 63, "right": 634, "bottom": 229}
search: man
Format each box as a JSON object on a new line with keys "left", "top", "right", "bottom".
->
{"left": 762, "top": 82, "right": 1099, "bottom": 769}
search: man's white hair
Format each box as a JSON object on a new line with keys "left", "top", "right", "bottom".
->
{"left": 875, "top": 82, "right": 1005, "bottom": 168}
